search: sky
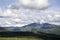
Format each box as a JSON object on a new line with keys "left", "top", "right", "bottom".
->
{"left": 0, "top": 0, "right": 60, "bottom": 27}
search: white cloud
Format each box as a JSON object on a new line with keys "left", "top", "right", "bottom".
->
{"left": 0, "top": 8, "right": 3, "bottom": 16}
{"left": 19, "top": 0, "right": 50, "bottom": 9}
{"left": 0, "top": 7, "right": 60, "bottom": 26}
{"left": 41, "top": 10, "right": 60, "bottom": 25}
{"left": 0, "top": 8, "right": 34, "bottom": 27}
{"left": 0, "top": 0, "right": 60, "bottom": 27}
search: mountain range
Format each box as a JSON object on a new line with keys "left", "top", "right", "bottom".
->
{"left": 0, "top": 23, "right": 60, "bottom": 31}
{"left": 0, "top": 23, "right": 60, "bottom": 35}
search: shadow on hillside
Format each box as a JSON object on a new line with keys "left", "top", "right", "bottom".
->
{"left": 0, "top": 32, "right": 60, "bottom": 40}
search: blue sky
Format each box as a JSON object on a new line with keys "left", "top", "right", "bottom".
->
{"left": 0, "top": 0, "right": 17, "bottom": 9}
{"left": 0, "top": 0, "right": 60, "bottom": 27}
{"left": 0, "top": 0, "right": 60, "bottom": 10}
{"left": 51, "top": 0, "right": 60, "bottom": 8}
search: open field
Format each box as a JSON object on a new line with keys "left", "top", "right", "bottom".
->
{"left": 0, "top": 37, "right": 43, "bottom": 40}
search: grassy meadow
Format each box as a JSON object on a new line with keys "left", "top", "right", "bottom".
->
{"left": 0, "top": 37, "right": 43, "bottom": 40}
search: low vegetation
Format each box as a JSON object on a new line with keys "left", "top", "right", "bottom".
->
{"left": 0, "top": 37, "right": 43, "bottom": 40}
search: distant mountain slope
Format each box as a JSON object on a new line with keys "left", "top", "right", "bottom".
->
{"left": 20, "top": 23, "right": 60, "bottom": 35}
{"left": 41, "top": 23, "right": 60, "bottom": 29}
{"left": 0, "top": 27, "right": 7, "bottom": 31}
{"left": 20, "top": 23, "right": 41, "bottom": 31}
{"left": 21, "top": 23, "right": 60, "bottom": 30}
{"left": 0, "top": 23, "right": 60, "bottom": 33}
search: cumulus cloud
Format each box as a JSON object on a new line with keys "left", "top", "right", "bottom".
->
{"left": 0, "top": 8, "right": 35, "bottom": 27}
{"left": 0, "top": 8, "right": 3, "bottom": 16}
{"left": 0, "top": 6, "right": 60, "bottom": 26}
{"left": 8, "top": 4, "right": 21, "bottom": 9}
{"left": 19, "top": 0, "right": 50, "bottom": 9}
{"left": 40, "top": 10, "right": 60, "bottom": 25}
{"left": 0, "top": 0, "right": 60, "bottom": 27}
